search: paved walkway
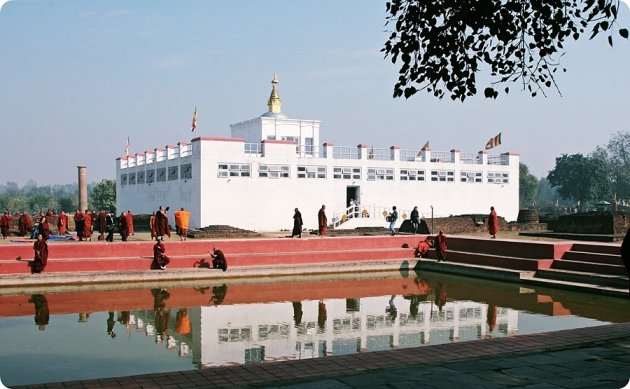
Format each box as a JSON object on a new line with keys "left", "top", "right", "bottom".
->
{"left": 14, "top": 323, "right": 630, "bottom": 389}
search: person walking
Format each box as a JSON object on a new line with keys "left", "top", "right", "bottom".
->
{"left": 318, "top": 205, "right": 327, "bottom": 236}
{"left": 388, "top": 206, "right": 398, "bottom": 236}
{"left": 291, "top": 208, "right": 303, "bottom": 238}
{"left": 105, "top": 212, "right": 115, "bottom": 242}
{"left": 174, "top": 207, "right": 190, "bottom": 241}
{"left": 410, "top": 206, "right": 420, "bottom": 234}
{"left": 1, "top": 211, "right": 13, "bottom": 238}
{"left": 488, "top": 206, "right": 499, "bottom": 239}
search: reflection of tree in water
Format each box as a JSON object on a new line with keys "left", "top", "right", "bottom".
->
{"left": 210, "top": 284, "right": 228, "bottom": 306}
{"left": 151, "top": 288, "right": 171, "bottom": 341}
{"left": 318, "top": 301, "right": 327, "bottom": 332}
{"left": 292, "top": 301, "right": 303, "bottom": 327}
{"left": 29, "top": 294, "right": 49, "bottom": 331}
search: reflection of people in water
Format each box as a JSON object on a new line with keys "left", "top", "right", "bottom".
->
{"left": 403, "top": 295, "right": 425, "bottom": 319}
{"left": 210, "top": 284, "right": 228, "bottom": 306}
{"left": 318, "top": 301, "right": 327, "bottom": 332}
{"left": 107, "top": 311, "right": 117, "bottom": 338}
{"left": 29, "top": 294, "right": 49, "bottom": 331}
{"left": 487, "top": 304, "right": 497, "bottom": 332}
{"left": 118, "top": 311, "right": 130, "bottom": 326}
{"left": 292, "top": 301, "right": 303, "bottom": 326}
{"left": 434, "top": 282, "right": 447, "bottom": 312}
{"left": 78, "top": 313, "right": 90, "bottom": 323}
{"left": 176, "top": 308, "right": 192, "bottom": 335}
{"left": 151, "top": 289, "right": 171, "bottom": 341}
{"left": 386, "top": 295, "right": 397, "bottom": 321}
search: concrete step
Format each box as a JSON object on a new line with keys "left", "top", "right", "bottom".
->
{"left": 550, "top": 259, "right": 627, "bottom": 276}
{"left": 0, "top": 248, "right": 416, "bottom": 275}
{"left": 570, "top": 242, "right": 621, "bottom": 255}
{"left": 521, "top": 274, "right": 628, "bottom": 297}
{"left": 535, "top": 268, "right": 628, "bottom": 289}
{"left": 423, "top": 250, "right": 553, "bottom": 271}
{"left": 445, "top": 237, "right": 572, "bottom": 259}
{"left": 561, "top": 251, "right": 623, "bottom": 266}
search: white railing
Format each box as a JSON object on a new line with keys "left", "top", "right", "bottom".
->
{"left": 296, "top": 144, "right": 322, "bottom": 157}
{"left": 366, "top": 147, "right": 393, "bottom": 161}
{"left": 331, "top": 203, "right": 449, "bottom": 229}
{"left": 333, "top": 146, "right": 360, "bottom": 160}
{"left": 399, "top": 149, "right": 423, "bottom": 162}
{"left": 488, "top": 154, "right": 508, "bottom": 165}
{"left": 459, "top": 153, "right": 479, "bottom": 164}
{"left": 430, "top": 151, "right": 453, "bottom": 163}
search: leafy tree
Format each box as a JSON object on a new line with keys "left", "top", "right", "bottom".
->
{"left": 90, "top": 179, "right": 116, "bottom": 212}
{"left": 519, "top": 163, "right": 539, "bottom": 208}
{"left": 547, "top": 153, "right": 612, "bottom": 211}
{"left": 382, "top": 0, "right": 628, "bottom": 101}
{"left": 606, "top": 130, "right": 630, "bottom": 198}
{"left": 57, "top": 196, "right": 77, "bottom": 213}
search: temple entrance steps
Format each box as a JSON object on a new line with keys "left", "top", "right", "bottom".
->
{"left": 530, "top": 243, "right": 628, "bottom": 290}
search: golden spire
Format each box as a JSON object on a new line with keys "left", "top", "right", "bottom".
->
{"left": 267, "top": 73, "right": 282, "bottom": 113}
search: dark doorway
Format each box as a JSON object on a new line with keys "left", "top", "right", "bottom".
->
{"left": 346, "top": 186, "right": 360, "bottom": 207}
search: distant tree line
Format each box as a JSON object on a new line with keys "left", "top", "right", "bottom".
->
{"left": 0, "top": 179, "right": 116, "bottom": 215}
{"left": 520, "top": 130, "right": 630, "bottom": 213}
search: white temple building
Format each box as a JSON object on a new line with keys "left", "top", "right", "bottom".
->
{"left": 116, "top": 75, "right": 519, "bottom": 231}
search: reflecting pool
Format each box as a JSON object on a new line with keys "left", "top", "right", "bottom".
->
{"left": 1, "top": 270, "right": 629, "bottom": 387}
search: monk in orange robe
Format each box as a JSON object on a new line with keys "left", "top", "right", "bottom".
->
{"left": 126, "top": 210, "right": 134, "bottom": 235}
{"left": 488, "top": 206, "right": 499, "bottom": 238}
{"left": 19, "top": 211, "right": 33, "bottom": 237}
{"left": 0, "top": 211, "right": 12, "bottom": 238}
{"left": 174, "top": 207, "right": 190, "bottom": 241}
{"left": 415, "top": 238, "right": 433, "bottom": 258}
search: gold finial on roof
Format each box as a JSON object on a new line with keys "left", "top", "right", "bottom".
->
{"left": 267, "top": 73, "right": 282, "bottom": 113}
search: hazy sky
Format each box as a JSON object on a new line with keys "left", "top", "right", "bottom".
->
{"left": 1, "top": 0, "right": 629, "bottom": 186}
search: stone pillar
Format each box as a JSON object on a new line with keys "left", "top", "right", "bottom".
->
{"left": 77, "top": 166, "right": 87, "bottom": 211}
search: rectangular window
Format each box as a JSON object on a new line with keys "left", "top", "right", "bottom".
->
{"left": 167, "top": 166, "right": 178, "bottom": 181}
{"left": 400, "top": 169, "right": 425, "bottom": 181}
{"left": 297, "top": 165, "right": 326, "bottom": 179}
{"left": 430, "top": 170, "right": 455, "bottom": 182}
{"left": 137, "top": 171, "right": 145, "bottom": 184}
{"left": 156, "top": 167, "right": 167, "bottom": 182}
{"left": 146, "top": 170, "right": 155, "bottom": 183}
{"left": 120, "top": 173, "right": 128, "bottom": 186}
{"left": 128, "top": 172, "right": 136, "bottom": 185}
{"left": 460, "top": 171, "right": 483, "bottom": 183}
{"left": 488, "top": 171, "right": 509, "bottom": 184}
{"left": 181, "top": 163, "right": 192, "bottom": 180}
{"left": 367, "top": 167, "right": 395, "bottom": 181}
{"left": 259, "top": 164, "right": 290, "bottom": 178}
{"left": 333, "top": 166, "right": 361, "bottom": 180}
{"left": 218, "top": 163, "right": 251, "bottom": 178}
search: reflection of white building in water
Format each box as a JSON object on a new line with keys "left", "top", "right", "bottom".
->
{"left": 134, "top": 296, "right": 518, "bottom": 368}
{"left": 116, "top": 75, "right": 520, "bottom": 231}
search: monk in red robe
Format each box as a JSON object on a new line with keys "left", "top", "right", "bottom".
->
{"left": 37, "top": 215, "right": 50, "bottom": 241}
{"left": 318, "top": 205, "right": 327, "bottom": 236}
{"left": 18, "top": 211, "right": 33, "bottom": 237}
{"left": 31, "top": 234, "right": 48, "bottom": 274}
{"left": 488, "top": 206, "right": 499, "bottom": 239}
{"left": 118, "top": 211, "right": 130, "bottom": 241}
{"left": 151, "top": 237, "right": 170, "bottom": 270}
{"left": 436, "top": 231, "right": 447, "bottom": 262}
{"left": 57, "top": 211, "right": 68, "bottom": 235}
{"left": 126, "top": 210, "right": 134, "bottom": 235}
{"left": 0, "top": 211, "right": 12, "bottom": 238}
{"left": 96, "top": 211, "right": 107, "bottom": 238}
{"left": 155, "top": 206, "right": 170, "bottom": 239}
{"left": 83, "top": 210, "right": 93, "bottom": 241}
{"left": 149, "top": 212, "right": 157, "bottom": 240}
{"left": 74, "top": 210, "right": 85, "bottom": 240}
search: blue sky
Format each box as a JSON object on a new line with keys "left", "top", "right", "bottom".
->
{"left": 1, "top": 0, "right": 629, "bottom": 186}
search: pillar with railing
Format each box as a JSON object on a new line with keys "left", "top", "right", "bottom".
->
{"left": 390, "top": 145, "right": 400, "bottom": 161}
{"left": 323, "top": 142, "right": 334, "bottom": 159}
{"left": 358, "top": 144, "right": 368, "bottom": 160}
{"left": 450, "top": 149, "right": 460, "bottom": 163}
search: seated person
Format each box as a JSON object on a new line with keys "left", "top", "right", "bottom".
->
{"left": 210, "top": 247, "right": 228, "bottom": 272}
{"left": 414, "top": 238, "right": 433, "bottom": 258}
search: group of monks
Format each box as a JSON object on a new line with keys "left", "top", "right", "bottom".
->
{"left": 414, "top": 230, "right": 447, "bottom": 261}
